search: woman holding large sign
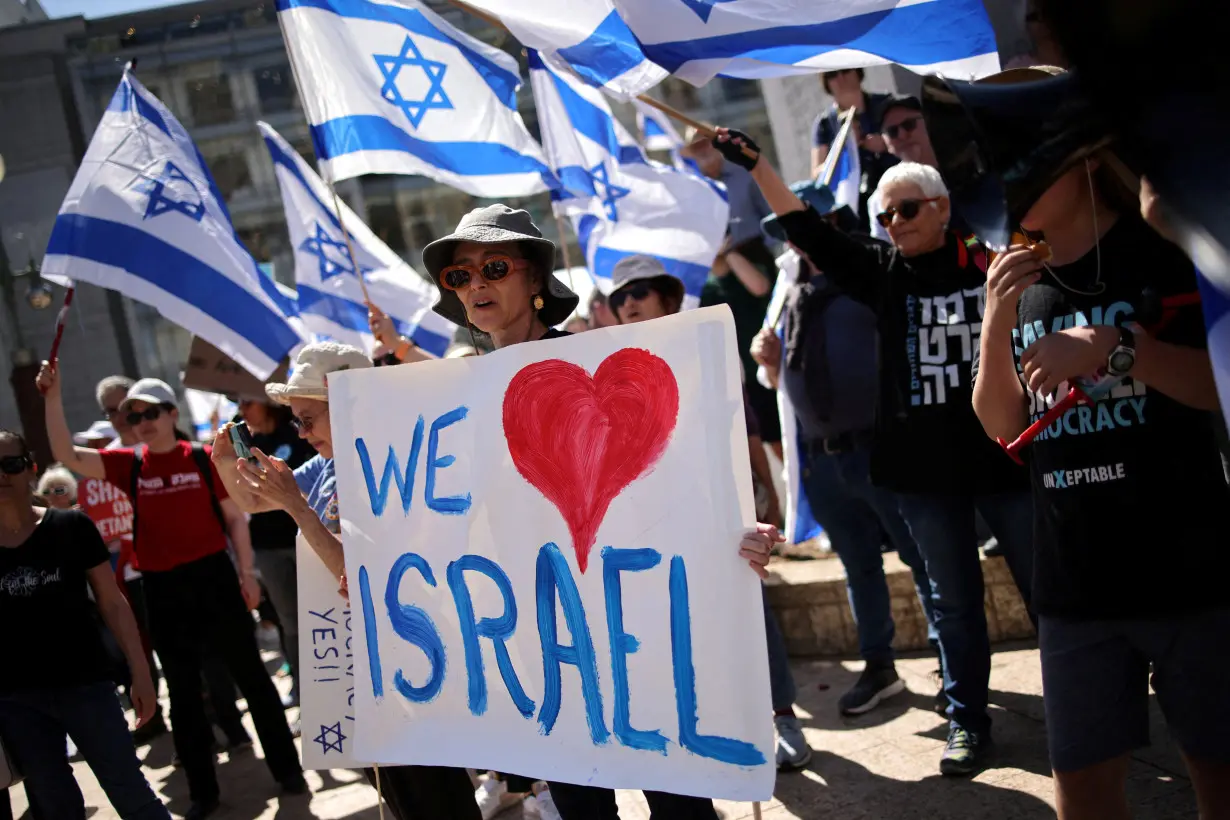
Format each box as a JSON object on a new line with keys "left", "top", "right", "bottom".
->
{"left": 418, "top": 205, "right": 781, "bottom": 819}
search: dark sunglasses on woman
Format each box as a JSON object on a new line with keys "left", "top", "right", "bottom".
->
{"left": 876, "top": 197, "right": 942, "bottom": 228}
{"left": 883, "top": 116, "right": 923, "bottom": 140}
{"left": 40, "top": 486, "right": 71, "bottom": 497}
{"left": 438, "top": 254, "right": 528, "bottom": 291}
{"left": 608, "top": 282, "right": 654, "bottom": 313}
{"left": 0, "top": 455, "right": 33, "bottom": 475}
{"left": 125, "top": 405, "right": 167, "bottom": 426}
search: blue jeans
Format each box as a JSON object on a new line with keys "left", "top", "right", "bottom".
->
{"left": 896, "top": 492, "right": 1034, "bottom": 735}
{"left": 0, "top": 681, "right": 170, "bottom": 819}
{"left": 762, "top": 586, "right": 797, "bottom": 711}
{"left": 802, "top": 445, "right": 936, "bottom": 665}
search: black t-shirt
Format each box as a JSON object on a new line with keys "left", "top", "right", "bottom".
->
{"left": 778, "top": 207, "right": 1028, "bottom": 495}
{"left": 0, "top": 509, "right": 113, "bottom": 693}
{"left": 1005, "top": 220, "right": 1230, "bottom": 617}
{"left": 249, "top": 422, "right": 317, "bottom": 551}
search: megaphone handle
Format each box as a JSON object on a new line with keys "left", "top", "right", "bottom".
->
{"left": 997, "top": 384, "right": 1091, "bottom": 464}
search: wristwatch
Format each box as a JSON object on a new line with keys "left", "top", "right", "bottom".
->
{"left": 1107, "top": 325, "right": 1136, "bottom": 377}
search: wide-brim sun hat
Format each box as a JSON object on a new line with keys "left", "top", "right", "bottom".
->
{"left": 609, "top": 255, "right": 685, "bottom": 311}
{"left": 422, "top": 204, "right": 578, "bottom": 328}
{"left": 119, "top": 378, "right": 179, "bottom": 413}
{"left": 265, "top": 341, "right": 372, "bottom": 405}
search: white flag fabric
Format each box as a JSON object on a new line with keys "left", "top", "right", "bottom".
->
{"left": 259, "top": 122, "right": 455, "bottom": 356}
{"left": 611, "top": 0, "right": 1001, "bottom": 86}
{"left": 460, "top": 0, "right": 666, "bottom": 97}
{"left": 633, "top": 99, "right": 685, "bottom": 156}
{"left": 529, "top": 51, "right": 728, "bottom": 306}
{"left": 277, "top": 0, "right": 556, "bottom": 197}
{"left": 821, "top": 115, "right": 862, "bottom": 218}
{"left": 183, "top": 389, "right": 238, "bottom": 442}
{"left": 42, "top": 70, "right": 304, "bottom": 379}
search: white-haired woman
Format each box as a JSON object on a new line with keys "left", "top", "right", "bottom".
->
{"left": 36, "top": 464, "right": 78, "bottom": 510}
{"left": 714, "top": 129, "right": 1034, "bottom": 777}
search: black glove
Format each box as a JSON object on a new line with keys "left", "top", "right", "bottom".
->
{"left": 711, "top": 129, "right": 760, "bottom": 171}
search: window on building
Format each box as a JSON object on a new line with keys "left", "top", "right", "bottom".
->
{"left": 368, "top": 202, "right": 408, "bottom": 254}
{"left": 292, "top": 139, "right": 316, "bottom": 167}
{"left": 186, "top": 75, "right": 235, "bottom": 127}
{"left": 202, "top": 149, "right": 253, "bottom": 200}
{"left": 658, "top": 79, "right": 701, "bottom": 118}
{"left": 255, "top": 63, "right": 297, "bottom": 114}
{"left": 716, "top": 76, "right": 761, "bottom": 104}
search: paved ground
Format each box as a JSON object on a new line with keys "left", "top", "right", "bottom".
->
{"left": 8, "top": 642, "right": 1198, "bottom": 819}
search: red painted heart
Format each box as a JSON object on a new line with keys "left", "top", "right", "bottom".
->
{"left": 502, "top": 348, "right": 679, "bottom": 573}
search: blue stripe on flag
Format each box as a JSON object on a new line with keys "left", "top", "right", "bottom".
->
{"left": 47, "top": 214, "right": 302, "bottom": 362}
{"left": 263, "top": 132, "right": 344, "bottom": 235}
{"left": 107, "top": 79, "right": 172, "bottom": 138}
{"left": 529, "top": 50, "right": 644, "bottom": 165}
{"left": 591, "top": 246, "right": 710, "bottom": 297}
{"left": 298, "top": 284, "right": 451, "bottom": 357}
{"left": 555, "top": 10, "right": 647, "bottom": 88}
{"left": 309, "top": 116, "right": 557, "bottom": 184}
{"left": 276, "top": 0, "right": 520, "bottom": 108}
{"left": 411, "top": 324, "right": 450, "bottom": 357}
{"left": 643, "top": 0, "right": 997, "bottom": 73}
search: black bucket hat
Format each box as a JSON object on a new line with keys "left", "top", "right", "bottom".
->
{"left": 609, "top": 255, "right": 685, "bottom": 314}
{"left": 423, "top": 204, "right": 579, "bottom": 328}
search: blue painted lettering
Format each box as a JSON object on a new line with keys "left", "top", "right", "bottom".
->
{"left": 358, "top": 566, "right": 384, "bottom": 699}
{"left": 536, "top": 543, "right": 609, "bottom": 744}
{"left": 601, "top": 547, "right": 668, "bottom": 755}
{"left": 354, "top": 416, "right": 425, "bottom": 517}
{"left": 426, "top": 406, "right": 472, "bottom": 515}
{"left": 448, "top": 555, "right": 535, "bottom": 718}
{"left": 385, "top": 553, "right": 446, "bottom": 703}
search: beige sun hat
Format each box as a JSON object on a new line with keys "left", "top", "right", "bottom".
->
{"left": 265, "top": 341, "right": 371, "bottom": 405}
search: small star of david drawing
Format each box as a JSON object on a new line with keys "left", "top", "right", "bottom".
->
{"left": 374, "top": 35, "right": 453, "bottom": 130}
{"left": 314, "top": 722, "right": 346, "bottom": 755}
{"left": 680, "top": 0, "right": 738, "bottom": 23}
{"left": 299, "top": 222, "right": 371, "bottom": 282}
{"left": 138, "top": 160, "right": 205, "bottom": 221}
{"left": 589, "top": 163, "right": 631, "bottom": 222}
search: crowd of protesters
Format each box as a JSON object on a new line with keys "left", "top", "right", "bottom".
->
{"left": 1, "top": 48, "right": 1226, "bottom": 820}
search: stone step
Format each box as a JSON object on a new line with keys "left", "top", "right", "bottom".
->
{"left": 763, "top": 551, "right": 1034, "bottom": 656}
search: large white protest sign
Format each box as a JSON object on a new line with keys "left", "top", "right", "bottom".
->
{"left": 297, "top": 536, "right": 364, "bottom": 770}
{"left": 328, "top": 307, "right": 773, "bottom": 800}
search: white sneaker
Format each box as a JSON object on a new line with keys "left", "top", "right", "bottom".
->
{"left": 523, "top": 788, "right": 562, "bottom": 820}
{"left": 774, "top": 714, "right": 813, "bottom": 771}
{"left": 474, "top": 778, "right": 520, "bottom": 820}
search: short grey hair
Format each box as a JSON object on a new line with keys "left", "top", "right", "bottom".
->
{"left": 37, "top": 464, "right": 77, "bottom": 497}
{"left": 96, "top": 375, "right": 134, "bottom": 408}
{"left": 874, "top": 162, "right": 949, "bottom": 202}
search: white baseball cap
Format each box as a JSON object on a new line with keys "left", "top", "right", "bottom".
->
{"left": 265, "top": 341, "right": 371, "bottom": 405}
{"left": 73, "top": 420, "right": 117, "bottom": 445}
{"left": 119, "top": 378, "right": 178, "bottom": 412}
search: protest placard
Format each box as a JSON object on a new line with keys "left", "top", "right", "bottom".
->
{"left": 297, "top": 535, "right": 364, "bottom": 770}
{"left": 328, "top": 307, "right": 773, "bottom": 800}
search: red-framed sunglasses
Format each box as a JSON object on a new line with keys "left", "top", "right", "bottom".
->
{"left": 437, "top": 255, "right": 529, "bottom": 291}
{"left": 876, "top": 197, "right": 942, "bottom": 228}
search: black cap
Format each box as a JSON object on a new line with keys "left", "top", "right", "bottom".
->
{"left": 875, "top": 93, "right": 922, "bottom": 128}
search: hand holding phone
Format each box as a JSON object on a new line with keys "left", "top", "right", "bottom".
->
{"left": 229, "top": 422, "right": 259, "bottom": 465}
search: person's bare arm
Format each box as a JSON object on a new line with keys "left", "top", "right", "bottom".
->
{"left": 240, "top": 449, "right": 346, "bottom": 578}
{"left": 972, "top": 247, "right": 1038, "bottom": 441}
{"left": 35, "top": 362, "right": 105, "bottom": 479}
{"left": 88, "top": 563, "right": 157, "bottom": 726}
{"left": 748, "top": 434, "right": 783, "bottom": 529}
{"left": 1129, "top": 331, "right": 1220, "bottom": 411}
{"left": 810, "top": 144, "right": 830, "bottom": 179}
{"left": 751, "top": 327, "right": 782, "bottom": 390}
{"left": 725, "top": 250, "right": 772, "bottom": 297}
{"left": 220, "top": 498, "right": 261, "bottom": 610}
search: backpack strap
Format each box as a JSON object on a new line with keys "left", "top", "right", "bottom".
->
{"left": 189, "top": 441, "right": 227, "bottom": 532}
{"left": 128, "top": 449, "right": 143, "bottom": 551}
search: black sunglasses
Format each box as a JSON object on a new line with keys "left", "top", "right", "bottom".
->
{"left": 609, "top": 282, "right": 654, "bottom": 313}
{"left": 40, "top": 486, "right": 71, "bottom": 497}
{"left": 875, "top": 197, "right": 941, "bottom": 228}
{"left": 0, "top": 455, "right": 33, "bottom": 476}
{"left": 125, "top": 405, "right": 168, "bottom": 426}
{"left": 883, "top": 116, "right": 923, "bottom": 140}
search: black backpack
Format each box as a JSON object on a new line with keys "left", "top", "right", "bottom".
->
{"left": 127, "top": 442, "right": 227, "bottom": 552}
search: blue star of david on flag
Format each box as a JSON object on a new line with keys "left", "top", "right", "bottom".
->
{"left": 313, "top": 722, "right": 346, "bottom": 755}
{"left": 138, "top": 161, "right": 205, "bottom": 221}
{"left": 680, "top": 0, "right": 738, "bottom": 23}
{"left": 299, "top": 222, "right": 371, "bottom": 281}
{"left": 589, "top": 163, "right": 631, "bottom": 222}
{"left": 374, "top": 35, "right": 453, "bottom": 130}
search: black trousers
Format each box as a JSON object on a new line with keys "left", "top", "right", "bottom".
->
{"left": 363, "top": 765, "right": 480, "bottom": 820}
{"left": 548, "top": 782, "right": 718, "bottom": 819}
{"left": 143, "top": 551, "right": 301, "bottom": 802}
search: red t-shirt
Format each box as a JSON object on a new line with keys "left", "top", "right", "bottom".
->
{"left": 100, "top": 441, "right": 231, "bottom": 572}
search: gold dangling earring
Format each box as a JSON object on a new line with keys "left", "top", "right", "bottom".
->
{"left": 532, "top": 294, "right": 545, "bottom": 311}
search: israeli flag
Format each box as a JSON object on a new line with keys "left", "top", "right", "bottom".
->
{"left": 259, "top": 122, "right": 454, "bottom": 357}
{"left": 277, "top": 0, "right": 556, "bottom": 197}
{"left": 459, "top": 0, "right": 667, "bottom": 97}
{"left": 612, "top": 0, "right": 1001, "bottom": 86}
{"left": 42, "top": 70, "right": 304, "bottom": 379}
{"left": 759, "top": 250, "right": 823, "bottom": 545}
{"left": 528, "top": 51, "right": 728, "bottom": 306}
{"left": 184, "top": 389, "right": 238, "bottom": 442}
{"left": 633, "top": 99, "right": 685, "bottom": 157}
{"left": 821, "top": 115, "right": 862, "bottom": 216}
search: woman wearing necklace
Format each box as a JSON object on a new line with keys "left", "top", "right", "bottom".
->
{"left": 0, "top": 430, "right": 170, "bottom": 819}
{"left": 713, "top": 129, "right": 1034, "bottom": 777}
{"left": 422, "top": 204, "right": 781, "bottom": 819}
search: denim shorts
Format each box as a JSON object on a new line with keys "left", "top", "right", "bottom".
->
{"left": 1039, "top": 608, "right": 1230, "bottom": 772}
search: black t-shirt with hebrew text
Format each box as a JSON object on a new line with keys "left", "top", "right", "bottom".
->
{"left": 0, "top": 508, "right": 113, "bottom": 692}
{"left": 1006, "top": 219, "right": 1230, "bottom": 618}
